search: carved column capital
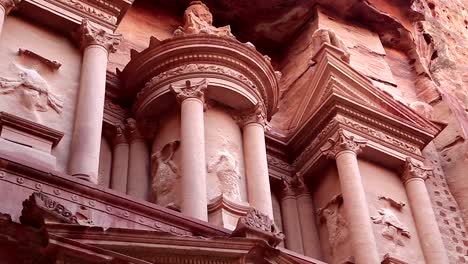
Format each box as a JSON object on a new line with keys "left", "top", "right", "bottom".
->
{"left": 234, "top": 102, "right": 269, "bottom": 129}
{"left": 280, "top": 174, "right": 309, "bottom": 198}
{"left": 0, "top": 0, "right": 19, "bottom": 14}
{"left": 74, "top": 19, "right": 122, "bottom": 53}
{"left": 320, "top": 129, "right": 367, "bottom": 159}
{"left": 125, "top": 118, "right": 145, "bottom": 141}
{"left": 402, "top": 157, "right": 432, "bottom": 184}
{"left": 170, "top": 79, "right": 207, "bottom": 103}
{"left": 110, "top": 123, "right": 128, "bottom": 146}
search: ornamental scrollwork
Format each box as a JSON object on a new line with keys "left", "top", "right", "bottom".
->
{"left": 321, "top": 129, "right": 367, "bottom": 159}
{"left": 233, "top": 102, "right": 269, "bottom": 128}
{"left": 170, "top": 79, "right": 207, "bottom": 103}
{"left": 74, "top": 19, "right": 122, "bottom": 52}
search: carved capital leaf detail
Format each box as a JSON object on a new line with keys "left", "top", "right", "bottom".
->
{"left": 233, "top": 102, "right": 269, "bottom": 129}
{"left": 170, "top": 79, "right": 207, "bottom": 103}
{"left": 321, "top": 129, "right": 367, "bottom": 159}
{"left": 0, "top": 0, "right": 19, "bottom": 14}
{"left": 402, "top": 157, "right": 432, "bottom": 184}
{"left": 75, "top": 19, "right": 122, "bottom": 53}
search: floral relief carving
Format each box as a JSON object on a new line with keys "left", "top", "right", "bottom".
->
{"left": 0, "top": 64, "right": 63, "bottom": 114}
{"left": 75, "top": 19, "right": 122, "bottom": 52}
{"left": 318, "top": 194, "right": 348, "bottom": 256}
{"left": 311, "top": 28, "right": 350, "bottom": 63}
{"left": 173, "top": 1, "right": 235, "bottom": 39}
{"left": 321, "top": 128, "right": 367, "bottom": 158}
{"left": 56, "top": 0, "right": 118, "bottom": 23}
{"left": 170, "top": 79, "right": 208, "bottom": 103}
{"left": 151, "top": 140, "right": 181, "bottom": 211}
{"left": 207, "top": 151, "right": 242, "bottom": 202}
{"left": 233, "top": 102, "right": 269, "bottom": 128}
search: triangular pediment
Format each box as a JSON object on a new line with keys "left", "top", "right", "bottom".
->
{"left": 291, "top": 43, "right": 442, "bottom": 138}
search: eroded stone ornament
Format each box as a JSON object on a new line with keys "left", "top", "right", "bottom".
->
{"left": 318, "top": 194, "right": 348, "bottom": 255}
{"left": 234, "top": 102, "right": 269, "bottom": 128}
{"left": 371, "top": 208, "right": 411, "bottom": 246}
{"left": 207, "top": 151, "right": 242, "bottom": 202}
{"left": 74, "top": 19, "right": 122, "bottom": 52}
{"left": 170, "top": 79, "right": 207, "bottom": 103}
{"left": 0, "top": 64, "right": 63, "bottom": 114}
{"left": 320, "top": 129, "right": 367, "bottom": 158}
{"left": 173, "top": 1, "right": 235, "bottom": 39}
{"left": 312, "top": 28, "right": 350, "bottom": 63}
{"left": 401, "top": 157, "right": 433, "bottom": 184}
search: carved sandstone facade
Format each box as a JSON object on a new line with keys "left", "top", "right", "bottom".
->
{"left": 0, "top": 0, "right": 466, "bottom": 263}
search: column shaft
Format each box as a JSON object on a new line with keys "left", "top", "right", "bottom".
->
{"left": 280, "top": 195, "right": 304, "bottom": 253}
{"left": 296, "top": 192, "right": 322, "bottom": 259}
{"left": 336, "top": 150, "right": 380, "bottom": 263}
{"left": 111, "top": 142, "right": 129, "bottom": 193}
{"left": 0, "top": 5, "right": 5, "bottom": 37}
{"left": 127, "top": 138, "right": 150, "bottom": 200}
{"left": 69, "top": 45, "right": 108, "bottom": 182}
{"left": 243, "top": 123, "right": 274, "bottom": 218}
{"left": 406, "top": 178, "right": 449, "bottom": 264}
{"left": 180, "top": 98, "right": 207, "bottom": 220}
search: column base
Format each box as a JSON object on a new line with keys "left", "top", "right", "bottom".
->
{"left": 73, "top": 174, "right": 90, "bottom": 181}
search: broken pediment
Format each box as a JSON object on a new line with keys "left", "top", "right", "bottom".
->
{"left": 290, "top": 43, "right": 443, "bottom": 145}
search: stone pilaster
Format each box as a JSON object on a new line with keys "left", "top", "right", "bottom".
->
{"left": 170, "top": 79, "right": 208, "bottom": 221}
{"left": 321, "top": 129, "right": 379, "bottom": 263}
{"left": 126, "top": 118, "right": 150, "bottom": 200}
{"left": 69, "top": 19, "right": 121, "bottom": 183}
{"left": 402, "top": 158, "right": 449, "bottom": 264}
{"left": 279, "top": 176, "right": 304, "bottom": 254}
{"left": 238, "top": 103, "right": 274, "bottom": 219}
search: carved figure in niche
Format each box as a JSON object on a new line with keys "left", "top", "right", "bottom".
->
{"left": 0, "top": 64, "right": 63, "bottom": 114}
{"left": 174, "top": 1, "right": 235, "bottom": 39}
{"left": 151, "top": 141, "right": 181, "bottom": 210}
{"left": 207, "top": 151, "right": 242, "bottom": 202}
{"left": 311, "top": 28, "right": 350, "bottom": 63}
{"left": 371, "top": 208, "right": 410, "bottom": 246}
{"left": 318, "top": 194, "right": 348, "bottom": 256}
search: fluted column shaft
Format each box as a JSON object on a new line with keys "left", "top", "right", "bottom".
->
{"left": 0, "top": 0, "right": 17, "bottom": 37}
{"left": 171, "top": 79, "right": 208, "bottom": 221}
{"left": 126, "top": 118, "right": 150, "bottom": 200}
{"left": 403, "top": 158, "right": 449, "bottom": 264}
{"left": 321, "top": 129, "right": 379, "bottom": 263}
{"left": 69, "top": 20, "right": 121, "bottom": 183}
{"left": 110, "top": 126, "right": 128, "bottom": 193}
{"left": 279, "top": 187, "right": 304, "bottom": 253}
{"left": 296, "top": 190, "right": 322, "bottom": 259}
{"left": 241, "top": 104, "right": 273, "bottom": 218}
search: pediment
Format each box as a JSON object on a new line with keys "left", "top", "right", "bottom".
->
{"left": 292, "top": 43, "right": 442, "bottom": 140}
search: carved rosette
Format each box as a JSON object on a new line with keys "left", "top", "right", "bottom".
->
{"left": 234, "top": 102, "right": 268, "bottom": 128}
{"left": 170, "top": 79, "right": 207, "bottom": 104}
{"left": 401, "top": 157, "right": 433, "bottom": 184}
{"left": 0, "top": 0, "right": 19, "bottom": 14}
{"left": 74, "top": 19, "right": 122, "bottom": 52}
{"left": 321, "top": 129, "right": 367, "bottom": 159}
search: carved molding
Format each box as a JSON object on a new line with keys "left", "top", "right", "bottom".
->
{"left": 321, "top": 129, "right": 367, "bottom": 159}
{"left": 55, "top": 0, "right": 118, "bottom": 24}
{"left": 401, "top": 157, "right": 433, "bottom": 184}
{"left": 18, "top": 49, "right": 61, "bottom": 70}
{"left": 266, "top": 154, "right": 293, "bottom": 172}
{"left": 0, "top": 0, "right": 19, "bottom": 14}
{"left": 74, "top": 19, "right": 122, "bottom": 52}
{"left": 170, "top": 79, "right": 207, "bottom": 103}
{"left": 231, "top": 208, "right": 284, "bottom": 247}
{"left": 20, "top": 192, "right": 94, "bottom": 227}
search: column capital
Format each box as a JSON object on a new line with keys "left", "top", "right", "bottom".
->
{"left": 110, "top": 123, "right": 128, "bottom": 146}
{"left": 234, "top": 102, "right": 269, "bottom": 129}
{"left": 320, "top": 129, "right": 367, "bottom": 159}
{"left": 402, "top": 157, "right": 432, "bottom": 184}
{"left": 0, "top": 0, "right": 19, "bottom": 14}
{"left": 74, "top": 19, "right": 122, "bottom": 53}
{"left": 280, "top": 173, "right": 309, "bottom": 198}
{"left": 170, "top": 79, "right": 207, "bottom": 103}
{"left": 125, "top": 118, "right": 145, "bottom": 142}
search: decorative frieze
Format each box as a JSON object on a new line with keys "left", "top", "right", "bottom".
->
{"left": 321, "top": 129, "right": 367, "bottom": 158}
{"left": 55, "top": 0, "right": 118, "bottom": 24}
{"left": 401, "top": 157, "right": 433, "bottom": 184}
{"left": 170, "top": 79, "right": 207, "bottom": 103}
{"left": 74, "top": 19, "right": 122, "bottom": 52}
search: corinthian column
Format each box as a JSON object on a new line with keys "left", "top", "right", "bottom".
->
{"left": 279, "top": 177, "right": 304, "bottom": 254}
{"left": 321, "top": 129, "right": 379, "bottom": 263}
{"left": 171, "top": 79, "right": 208, "bottom": 221}
{"left": 402, "top": 158, "right": 449, "bottom": 264}
{"left": 69, "top": 19, "right": 121, "bottom": 183}
{"left": 0, "top": 0, "right": 18, "bottom": 37}
{"left": 110, "top": 124, "right": 129, "bottom": 193}
{"left": 239, "top": 103, "right": 274, "bottom": 219}
{"left": 126, "top": 118, "right": 150, "bottom": 200}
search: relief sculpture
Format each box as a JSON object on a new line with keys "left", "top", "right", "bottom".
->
{"left": 311, "top": 28, "right": 350, "bottom": 63}
{"left": 207, "top": 151, "right": 242, "bottom": 202}
{"left": 318, "top": 194, "right": 348, "bottom": 256}
{"left": 372, "top": 196, "right": 410, "bottom": 246}
{"left": 151, "top": 140, "right": 181, "bottom": 211}
{"left": 0, "top": 64, "right": 63, "bottom": 114}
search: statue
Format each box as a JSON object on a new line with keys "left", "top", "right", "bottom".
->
{"left": 311, "top": 28, "right": 350, "bottom": 63}
{"left": 207, "top": 151, "right": 242, "bottom": 202}
{"left": 0, "top": 64, "right": 63, "bottom": 114}
{"left": 174, "top": 1, "right": 235, "bottom": 39}
{"left": 151, "top": 141, "right": 181, "bottom": 210}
